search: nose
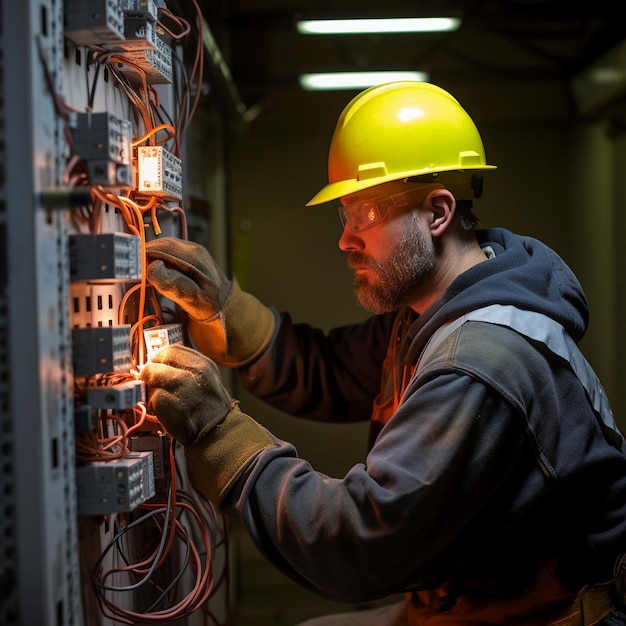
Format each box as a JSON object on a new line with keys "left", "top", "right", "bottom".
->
{"left": 338, "top": 224, "right": 364, "bottom": 252}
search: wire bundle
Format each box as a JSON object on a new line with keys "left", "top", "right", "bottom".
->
{"left": 91, "top": 443, "right": 231, "bottom": 624}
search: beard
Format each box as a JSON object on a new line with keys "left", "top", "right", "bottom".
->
{"left": 347, "top": 213, "right": 435, "bottom": 314}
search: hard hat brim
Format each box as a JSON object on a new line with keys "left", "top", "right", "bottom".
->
{"left": 306, "top": 165, "right": 497, "bottom": 206}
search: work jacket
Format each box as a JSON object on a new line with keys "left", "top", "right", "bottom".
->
{"left": 231, "top": 227, "right": 626, "bottom": 624}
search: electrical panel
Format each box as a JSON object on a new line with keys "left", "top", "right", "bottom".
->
{"left": 1, "top": 1, "right": 232, "bottom": 624}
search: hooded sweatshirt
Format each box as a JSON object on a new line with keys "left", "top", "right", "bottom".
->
{"left": 231, "top": 227, "right": 626, "bottom": 623}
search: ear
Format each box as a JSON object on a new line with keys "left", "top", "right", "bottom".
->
{"left": 426, "top": 190, "right": 456, "bottom": 237}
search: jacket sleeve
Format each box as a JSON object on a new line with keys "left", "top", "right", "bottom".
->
{"left": 237, "top": 309, "right": 396, "bottom": 423}
{"left": 227, "top": 365, "right": 530, "bottom": 603}
{"left": 224, "top": 320, "right": 626, "bottom": 604}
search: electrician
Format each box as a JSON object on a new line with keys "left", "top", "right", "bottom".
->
{"left": 140, "top": 81, "right": 626, "bottom": 625}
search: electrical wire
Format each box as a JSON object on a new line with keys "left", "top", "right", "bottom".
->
{"left": 168, "top": 0, "right": 204, "bottom": 157}
{"left": 64, "top": 5, "right": 232, "bottom": 623}
{"left": 157, "top": 8, "right": 192, "bottom": 40}
{"left": 131, "top": 123, "right": 177, "bottom": 148}
{"left": 91, "top": 442, "right": 219, "bottom": 623}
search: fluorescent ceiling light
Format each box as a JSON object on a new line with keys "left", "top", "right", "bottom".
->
{"left": 299, "top": 71, "right": 429, "bottom": 91}
{"left": 297, "top": 17, "right": 461, "bottom": 35}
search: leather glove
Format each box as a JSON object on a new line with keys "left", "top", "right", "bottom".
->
{"left": 145, "top": 237, "right": 275, "bottom": 367}
{"left": 140, "top": 344, "right": 274, "bottom": 503}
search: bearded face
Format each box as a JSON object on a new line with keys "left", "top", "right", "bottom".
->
{"left": 347, "top": 211, "right": 435, "bottom": 314}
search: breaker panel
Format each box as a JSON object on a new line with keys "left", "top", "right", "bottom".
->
{"left": 1, "top": 1, "right": 231, "bottom": 625}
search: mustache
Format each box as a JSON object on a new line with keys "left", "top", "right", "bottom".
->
{"left": 347, "top": 252, "right": 377, "bottom": 270}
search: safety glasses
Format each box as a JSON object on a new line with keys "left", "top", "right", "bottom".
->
{"left": 338, "top": 192, "right": 413, "bottom": 233}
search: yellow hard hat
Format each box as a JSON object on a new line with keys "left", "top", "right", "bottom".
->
{"left": 307, "top": 81, "right": 497, "bottom": 206}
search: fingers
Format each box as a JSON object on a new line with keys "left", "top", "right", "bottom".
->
{"left": 147, "top": 343, "right": 213, "bottom": 369}
{"left": 143, "top": 345, "right": 225, "bottom": 392}
{"left": 146, "top": 259, "right": 201, "bottom": 295}
{"left": 145, "top": 237, "right": 202, "bottom": 261}
{"left": 146, "top": 238, "right": 218, "bottom": 283}
{"left": 139, "top": 344, "right": 234, "bottom": 447}
{"left": 140, "top": 382, "right": 198, "bottom": 446}
{"left": 146, "top": 259, "right": 223, "bottom": 320}
{"left": 139, "top": 359, "right": 174, "bottom": 387}
{"left": 146, "top": 253, "right": 212, "bottom": 288}
{"left": 145, "top": 238, "right": 228, "bottom": 314}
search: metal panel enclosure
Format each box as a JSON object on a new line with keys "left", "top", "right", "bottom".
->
{"left": 0, "top": 1, "right": 231, "bottom": 625}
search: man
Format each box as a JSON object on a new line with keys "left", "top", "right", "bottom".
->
{"left": 140, "top": 81, "right": 626, "bottom": 625}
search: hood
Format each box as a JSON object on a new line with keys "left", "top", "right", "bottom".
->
{"left": 414, "top": 227, "right": 589, "bottom": 344}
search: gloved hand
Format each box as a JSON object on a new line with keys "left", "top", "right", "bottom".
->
{"left": 145, "top": 237, "right": 275, "bottom": 367}
{"left": 140, "top": 344, "right": 274, "bottom": 503}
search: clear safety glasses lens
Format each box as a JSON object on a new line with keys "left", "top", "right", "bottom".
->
{"left": 338, "top": 193, "right": 411, "bottom": 232}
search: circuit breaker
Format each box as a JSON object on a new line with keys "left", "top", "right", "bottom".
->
{"left": 68, "top": 112, "right": 134, "bottom": 188}
{"left": 76, "top": 451, "right": 156, "bottom": 515}
{"left": 64, "top": 0, "right": 125, "bottom": 45}
{"left": 72, "top": 326, "right": 132, "bottom": 375}
{"left": 69, "top": 233, "right": 142, "bottom": 282}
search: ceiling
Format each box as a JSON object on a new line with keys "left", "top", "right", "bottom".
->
{"left": 187, "top": 1, "right": 626, "bottom": 125}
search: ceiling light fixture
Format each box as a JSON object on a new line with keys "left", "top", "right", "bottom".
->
{"left": 296, "top": 17, "right": 461, "bottom": 35}
{"left": 299, "top": 71, "right": 429, "bottom": 91}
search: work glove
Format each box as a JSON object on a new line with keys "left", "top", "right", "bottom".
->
{"left": 145, "top": 237, "right": 275, "bottom": 367}
{"left": 140, "top": 344, "right": 274, "bottom": 503}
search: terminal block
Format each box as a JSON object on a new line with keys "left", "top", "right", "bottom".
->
{"left": 131, "top": 450, "right": 156, "bottom": 507}
{"left": 65, "top": 0, "right": 125, "bottom": 46}
{"left": 72, "top": 326, "right": 132, "bottom": 376}
{"left": 69, "top": 232, "right": 141, "bottom": 282}
{"left": 143, "top": 323, "right": 184, "bottom": 360}
{"left": 136, "top": 146, "right": 183, "bottom": 201}
{"left": 122, "top": 0, "right": 158, "bottom": 21}
{"left": 69, "top": 112, "right": 132, "bottom": 165}
{"left": 87, "top": 380, "right": 145, "bottom": 410}
{"left": 129, "top": 432, "right": 170, "bottom": 496}
{"left": 117, "top": 35, "right": 173, "bottom": 85}
{"left": 76, "top": 451, "right": 155, "bottom": 515}
{"left": 69, "top": 112, "right": 134, "bottom": 188}
{"left": 74, "top": 404, "right": 96, "bottom": 433}
{"left": 114, "top": 17, "right": 158, "bottom": 52}
{"left": 84, "top": 159, "right": 134, "bottom": 189}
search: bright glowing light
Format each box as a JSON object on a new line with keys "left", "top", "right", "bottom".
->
{"left": 299, "top": 71, "right": 429, "bottom": 91}
{"left": 297, "top": 17, "right": 461, "bottom": 35}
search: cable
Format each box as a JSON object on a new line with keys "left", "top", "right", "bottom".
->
{"left": 158, "top": 7, "right": 192, "bottom": 40}
{"left": 91, "top": 442, "right": 219, "bottom": 623}
{"left": 131, "top": 123, "right": 177, "bottom": 148}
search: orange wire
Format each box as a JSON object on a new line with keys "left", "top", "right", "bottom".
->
{"left": 132, "top": 123, "right": 176, "bottom": 148}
